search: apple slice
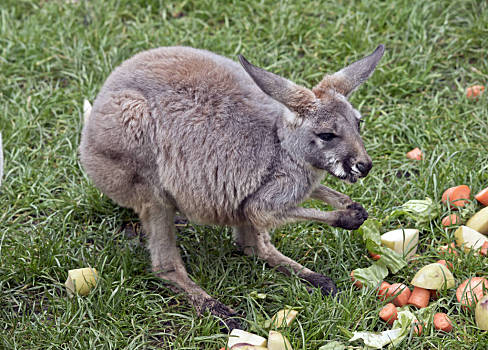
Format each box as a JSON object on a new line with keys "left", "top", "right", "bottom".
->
{"left": 466, "top": 207, "right": 488, "bottom": 235}
{"left": 268, "top": 331, "right": 293, "bottom": 350}
{"left": 454, "top": 225, "right": 488, "bottom": 252}
{"left": 411, "top": 263, "right": 455, "bottom": 290}
{"left": 475, "top": 295, "right": 488, "bottom": 330}
{"left": 265, "top": 309, "right": 298, "bottom": 329}
{"left": 380, "top": 228, "right": 419, "bottom": 259}
{"left": 230, "top": 344, "right": 268, "bottom": 350}
{"left": 227, "top": 330, "right": 267, "bottom": 349}
{"left": 65, "top": 267, "right": 98, "bottom": 297}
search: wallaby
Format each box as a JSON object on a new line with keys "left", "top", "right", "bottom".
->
{"left": 79, "top": 45, "right": 384, "bottom": 329}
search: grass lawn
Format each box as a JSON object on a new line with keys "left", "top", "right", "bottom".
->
{"left": 1, "top": 0, "right": 488, "bottom": 348}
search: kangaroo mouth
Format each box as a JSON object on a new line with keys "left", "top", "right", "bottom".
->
{"left": 328, "top": 162, "right": 359, "bottom": 183}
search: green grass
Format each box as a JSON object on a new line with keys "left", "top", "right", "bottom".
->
{"left": 1, "top": 0, "right": 488, "bottom": 348}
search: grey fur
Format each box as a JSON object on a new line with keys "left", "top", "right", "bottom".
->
{"left": 79, "top": 45, "right": 384, "bottom": 329}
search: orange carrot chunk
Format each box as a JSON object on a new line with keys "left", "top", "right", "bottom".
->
{"left": 408, "top": 286, "right": 430, "bottom": 309}
{"left": 436, "top": 259, "right": 453, "bottom": 270}
{"left": 369, "top": 251, "right": 381, "bottom": 261}
{"left": 379, "top": 303, "right": 398, "bottom": 325}
{"left": 441, "top": 213, "right": 460, "bottom": 227}
{"left": 480, "top": 241, "right": 488, "bottom": 256}
{"left": 439, "top": 242, "right": 458, "bottom": 256}
{"left": 433, "top": 312, "right": 453, "bottom": 332}
{"left": 413, "top": 320, "right": 423, "bottom": 336}
{"left": 466, "top": 85, "right": 485, "bottom": 99}
{"left": 475, "top": 187, "right": 488, "bottom": 206}
{"left": 350, "top": 271, "right": 363, "bottom": 289}
{"left": 406, "top": 147, "right": 423, "bottom": 160}
{"left": 377, "top": 281, "right": 391, "bottom": 301}
{"left": 441, "top": 185, "right": 471, "bottom": 208}
{"left": 456, "top": 277, "right": 488, "bottom": 307}
{"left": 388, "top": 283, "right": 411, "bottom": 307}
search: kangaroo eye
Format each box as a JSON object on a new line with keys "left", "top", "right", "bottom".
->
{"left": 317, "top": 133, "right": 336, "bottom": 142}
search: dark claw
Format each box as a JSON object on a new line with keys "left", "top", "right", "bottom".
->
{"left": 200, "top": 298, "right": 243, "bottom": 332}
{"left": 336, "top": 202, "right": 368, "bottom": 230}
{"left": 301, "top": 272, "right": 338, "bottom": 297}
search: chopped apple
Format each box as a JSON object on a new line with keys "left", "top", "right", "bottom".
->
{"left": 475, "top": 295, "right": 488, "bottom": 331}
{"left": 380, "top": 228, "right": 419, "bottom": 259}
{"left": 230, "top": 344, "right": 268, "bottom": 350}
{"left": 411, "top": 263, "right": 455, "bottom": 290}
{"left": 268, "top": 331, "right": 293, "bottom": 350}
{"left": 454, "top": 225, "right": 488, "bottom": 252}
{"left": 227, "top": 329, "right": 267, "bottom": 349}
{"left": 466, "top": 207, "right": 488, "bottom": 235}
{"left": 65, "top": 267, "right": 98, "bottom": 297}
{"left": 265, "top": 309, "right": 298, "bottom": 329}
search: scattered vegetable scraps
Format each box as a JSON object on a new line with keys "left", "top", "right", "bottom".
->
{"left": 353, "top": 219, "right": 407, "bottom": 288}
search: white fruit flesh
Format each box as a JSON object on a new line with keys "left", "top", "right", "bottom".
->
{"left": 230, "top": 344, "right": 268, "bottom": 350}
{"left": 227, "top": 330, "right": 267, "bottom": 349}
{"left": 454, "top": 225, "right": 488, "bottom": 252}
{"left": 380, "top": 228, "right": 419, "bottom": 258}
{"left": 268, "top": 331, "right": 293, "bottom": 350}
{"left": 65, "top": 268, "right": 98, "bottom": 297}
{"left": 466, "top": 207, "right": 488, "bottom": 235}
{"left": 265, "top": 309, "right": 298, "bottom": 329}
{"left": 475, "top": 295, "right": 488, "bottom": 330}
{"left": 411, "top": 263, "right": 455, "bottom": 290}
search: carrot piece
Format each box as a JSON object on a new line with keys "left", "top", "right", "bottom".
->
{"left": 441, "top": 213, "right": 460, "bottom": 227}
{"left": 413, "top": 320, "right": 423, "bottom": 336}
{"left": 406, "top": 147, "right": 423, "bottom": 160}
{"left": 388, "top": 283, "right": 411, "bottom": 307}
{"left": 436, "top": 259, "right": 453, "bottom": 270}
{"left": 350, "top": 271, "right": 363, "bottom": 288}
{"left": 433, "top": 312, "right": 453, "bottom": 332}
{"left": 379, "top": 303, "right": 398, "bottom": 325}
{"left": 377, "top": 281, "right": 391, "bottom": 301}
{"left": 439, "top": 242, "right": 458, "bottom": 256}
{"left": 441, "top": 185, "right": 471, "bottom": 208}
{"left": 466, "top": 85, "right": 485, "bottom": 99}
{"left": 456, "top": 277, "right": 488, "bottom": 307}
{"left": 407, "top": 286, "right": 430, "bottom": 309}
{"left": 480, "top": 241, "right": 488, "bottom": 256}
{"left": 369, "top": 251, "right": 381, "bottom": 261}
{"left": 475, "top": 187, "right": 488, "bottom": 206}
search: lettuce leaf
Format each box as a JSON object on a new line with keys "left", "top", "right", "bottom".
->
{"left": 353, "top": 219, "right": 408, "bottom": 287}
{"left": 387, "top": 197, "right": 439, "bottom": 224}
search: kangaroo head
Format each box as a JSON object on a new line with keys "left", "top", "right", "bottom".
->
{"left": 239, "top": 45, "right": 385, "bottom": 183}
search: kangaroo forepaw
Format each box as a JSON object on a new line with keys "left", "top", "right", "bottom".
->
{"left": 199, "top": 298, "right": 243, "bottom": 331}
{"left": 336, "top": 202, "right": 368, "bottom": 230}
{"left": 301, "top": 273, "right": 338, "bottom": 297}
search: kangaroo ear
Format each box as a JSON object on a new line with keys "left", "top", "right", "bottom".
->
{"left": 313, "top": 45, "right": 385, "bottom": 98}
{"left": 238, "top": 55, "right": 316, "bottom": 116}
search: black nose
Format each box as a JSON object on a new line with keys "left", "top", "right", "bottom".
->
{"left": 356, "top": 161, "right": 372, "bottom": 176}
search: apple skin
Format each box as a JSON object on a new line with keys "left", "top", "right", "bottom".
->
{"left": 475, "top": 295, "right": 488, "bottom": 330}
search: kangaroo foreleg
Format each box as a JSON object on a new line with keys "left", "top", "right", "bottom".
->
{"left": 284, "top": 202, "right": 368, "bottom": 230}
{"left": 309, "top": 184, "right": 353, "bottom": 209}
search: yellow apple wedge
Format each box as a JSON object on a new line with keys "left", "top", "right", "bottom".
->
{"left": 380, "top": 228, "right": 419, "bottom": 259}
{"left": 454, "top": 225, "right": 488, "bottom": 252}
{"left": 466, "top": 207, "right": 488, "bottom": 235}
{"left": 411, "top": 263, "right": 455, "bottom": 290}
{"left": 65, "top": 267, "right": 99, "bottom": 297}
{"left": 227, "top": 329, "right": 267, "bottom": 349}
